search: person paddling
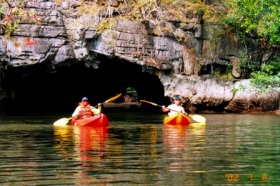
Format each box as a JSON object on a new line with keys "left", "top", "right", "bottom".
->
{"left": 162, "top": 95, "right": 187, "bottom": 116}
{"left": 72, "top": 97, "right": 102, "bottom": 119}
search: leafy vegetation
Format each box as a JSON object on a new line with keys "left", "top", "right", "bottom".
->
{"left": 250, "top": 60, "right": 280, "bottom": 92}
{"left": 222, "top": 0, "right": 280, "bottom": 45}
{"left": 126, "top": 87, "right": 138, "bottom": 97}
{"left": 213, "top": 71, "right": 234, "bottom": 81}
{"left": 220, "top": 0, "right": 280, "bottom": 92}
{"left": 0, "top": 0, "right": 41, "bottom": 38}
{"left": 232, "top": 60, "right": 280, "bottom": 94}
{"left": 125, "top": 87, "right": 138, "bottom": 102}
{"left": 69, "top": 0, "right": 219, "bottom": 38}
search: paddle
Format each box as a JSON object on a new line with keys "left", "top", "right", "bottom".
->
{"left": 140, "top": 99, "right": 206, "bottom": 123}
{"left": 94, "top": 93, "right": 122, "bottom": 108}
{"left": 53, "top": 93, "right": 122, "bottom": 126}
{"left": 53, "top": 117, "right": 73, "bottom": 126}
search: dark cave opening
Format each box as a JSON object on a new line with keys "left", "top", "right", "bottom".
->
{"left": 2, "top": 57, "right": 169, "bottom": 114}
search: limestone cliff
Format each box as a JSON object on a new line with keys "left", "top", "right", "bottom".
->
{"left": 0, "top": 0, "right": 279, "bottom": 113}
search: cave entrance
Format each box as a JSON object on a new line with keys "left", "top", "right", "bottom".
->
{"left": 3, "top": 57, "right": 168, "bottom": 114}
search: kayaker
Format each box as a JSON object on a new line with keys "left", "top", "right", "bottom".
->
{"left": 72, "top": 97, "right": 102, "bottom": 119}
{"left": 162, "top": 95, "right": 187, "bottom": 116}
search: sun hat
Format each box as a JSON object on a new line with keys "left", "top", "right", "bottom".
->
{"left": 174, "top": 95, "right": 181, "bottom": 100}
{"left": 82, "top": 97, "right": 88, "bottom": 101}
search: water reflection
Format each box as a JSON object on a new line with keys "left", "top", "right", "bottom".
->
{"left": 163, "top": 125, "right": 188, "bottom": 154}
{"left": 0, "top": 113, "right": 279, "bottom": 185}
{"left": 162, "top": 125, "right": 188, "bottom": 171}
{"left": 76, "top": 127, "right": 108, "bottom": 184}
{"left": 54, "top": 126, "right": 108, "bottom": 184}
{"left": 54, "top": 125, "right": 74, "bottom": 155}
{"left": 74, "top": 127, "right": 108, "bottom": 162}
{"left": 162, "top": 124, "right": 206, "bottom": 173}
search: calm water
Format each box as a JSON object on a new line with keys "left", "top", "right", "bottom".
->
{"left": 0, "top": 112, "right": 279, "bottom": 185}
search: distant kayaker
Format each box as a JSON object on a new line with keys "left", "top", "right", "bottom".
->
{"left": 162, "top": 95, "right": 187, "bottom": 116}
{"left": 72, "top": 97, "right": 102, "bottom": 119}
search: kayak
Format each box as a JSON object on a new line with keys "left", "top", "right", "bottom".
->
{"left": 70, "top": 113, "right": 109, "bottom": 127}
{"left": 164, "top": 113, "right": 191, "bottom": 126}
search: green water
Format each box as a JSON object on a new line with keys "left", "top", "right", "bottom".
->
{"left": 0, "top": 112, "right": 279, "bottom": 185}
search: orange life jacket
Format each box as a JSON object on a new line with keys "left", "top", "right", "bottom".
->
{"left": 78, "top": 102, "right": 93, "bottom": 119}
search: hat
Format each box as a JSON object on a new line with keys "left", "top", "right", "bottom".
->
{"left": 82, "top": 97, "right": 88, "bottom": 101}
{"left": 174, "top": 95, "right": 181, "bottom": 100}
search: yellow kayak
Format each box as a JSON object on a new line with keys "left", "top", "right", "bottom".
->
{"left": 164, "top": 113, "right": 191, "bottom": 126}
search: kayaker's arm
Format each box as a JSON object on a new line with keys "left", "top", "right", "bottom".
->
{"left": 72, "top": 106, "right": 81, "bottom": 118}
{"left": 91, "top": 103, "right": 102, "bottom": 114}
{"left": 162, "top": 105, "right": 187, "bottom": 114}
{"left": 162, "top": 106, "right": 169, "bottom": 112}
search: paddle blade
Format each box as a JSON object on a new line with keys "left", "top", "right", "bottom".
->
{"left": 104, "top": 93, "right": 122, "bottom": 103}
{"left": 140, "top": 100, "right": 160, "bottom": 107}
{"left": 189, "top": 114, "right": 206, "bottom": 123}
{"left": 53, "top": 118, "right": 71, "bottom": 126}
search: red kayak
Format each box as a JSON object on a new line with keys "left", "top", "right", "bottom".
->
{"left": 70, "top": 113, "right": 109, "bottom": 127}
{"left": 164, "top": 113, "right": 190, "bottom": 126}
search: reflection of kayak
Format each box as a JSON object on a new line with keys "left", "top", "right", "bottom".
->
{"left": 70, "top": 113, "right": 109, "bottom": 127}
{"left": 164, "top": 113, "right": 190, "bottom": 126}
{"left": 76, "top": 126, "right": 108, "bottom": 162}
{"left": 189, "top": 122, "right": 206, "bottom": 127}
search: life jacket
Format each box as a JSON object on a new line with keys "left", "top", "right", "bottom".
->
{"left": 78, "top": 102, "right": 93, "bottom": 119}
{"left": 167, "top": 104, "right": 186, "bottom": 116}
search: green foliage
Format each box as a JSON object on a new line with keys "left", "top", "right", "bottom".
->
{"left": 260, "top": 61, "right": 280, "bottom": 75}
{"left": 221, "top": 0, "right": 280, "bottom": 82}
{"left": 213, "top": 68, "right": 234, "bottom": 81}
{"left": 77, "top": 3, "right": 99, "bottom": 16}
{"left": 18, "top": 0, "right": 25, "bottom": 4}
{"left": 231, "top": 84, "right": 247, "bottom": 94}
{"left": 96, "top": 18, "right": 114, "bottom": 33}
{"left": 0, "top": 1, "right": 42, "bottom": 38}
{"left": 250, "top": 59, "right": 280, "bottom": 92}
{"left": 232, "top": 59, "right": 280, "bottom": 94}
{"left": 239, "top": 51, "right": 261, "bottom": 78}
{"left": 4, "top": 22, "right": 19, "bottom": 36}
{"left": 126, "top": 87, "right": 138, "bottom": 97}
{"left": 0, "top": 3, "right": 8, "bottom": 14}
{"left": 222, "top": 0, "right": 280, "bottom": 45}
{"left": 52, "top": 0, "right": 221, "bottom": 41}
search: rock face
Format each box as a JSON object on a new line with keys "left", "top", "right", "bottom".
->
{"left": 0, "top": 0, "right": 279, "bottom": 112}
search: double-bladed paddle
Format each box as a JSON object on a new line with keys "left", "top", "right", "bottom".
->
{"left": 53, "top": 117, "right": 73, "bottom": 127}
{"left": 53, "top": 93, "right": 122, "bottom": 126}
{"left": 140, "top": 99, "right": 206, "bottom": 123}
